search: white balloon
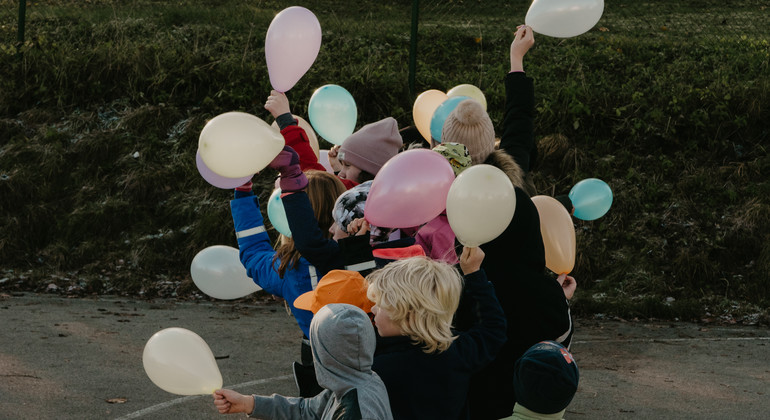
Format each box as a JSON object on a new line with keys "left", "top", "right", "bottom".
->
{"left": 190, "top": 245, "right": 261, "bottom": 300}
{"left": 446, "top": 165, "right": 517, "bottom": 247}
{"left": 198, "top": 112, "right": 285, "bottom": 179}
{"left": 447, "top": 84, "right": 487, "bottom": 111}
{"left": 143, "top": 327, "right": 223, "bottom": 395}
{"left": 525, "top": 0, "right": 604, "bottom": 38}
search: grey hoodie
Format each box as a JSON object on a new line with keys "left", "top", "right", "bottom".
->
{"left": 250, "top": 304, "right": 393, "bottom": 420}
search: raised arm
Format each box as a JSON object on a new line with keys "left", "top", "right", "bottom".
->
{"left": 265, "top": 90, "right": 325, "bottom": 172}
{"left": 499, "top": 25, "right": 537, "bottom": 173}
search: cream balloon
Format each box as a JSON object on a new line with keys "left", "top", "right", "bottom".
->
{"left": 271, "top": 115, "right": 320, "bottom": 159}
{"left": 198, "top": 112, "right": 285, "bottom": 178}
{"left": 142, "top": 327, "right": 223, "bottom": 395}
{"left": 190, "top": 245, "right": 262, "bottom": 300}
{"left": 525, "top": 0, "right": 604, "bottom": 38}
{"left": 531, "top": 195, "right": 576, "bottom": 275}
{"left": 447, "top": 84, "right": 487, "bottom": 111}
{"left": 446, "top": 164, "right": 517, "bottom": 247}
{"left": 412, "top": 89, "right": 448, "bottom": 142}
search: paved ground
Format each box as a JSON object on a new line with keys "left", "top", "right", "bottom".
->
{"left": 1, "top": 293, "right": 768, "bottom": 419}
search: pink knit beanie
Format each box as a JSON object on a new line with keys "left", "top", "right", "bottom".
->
{"left": 338, "top": 117, "right": 403, "bottom": 176}
{"left": 441, "top": 99, "right": 495, "bottom": 165}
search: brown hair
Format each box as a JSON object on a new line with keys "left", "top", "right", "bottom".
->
{"left": 274, "top": 170, "right": 346, "bottom": 278}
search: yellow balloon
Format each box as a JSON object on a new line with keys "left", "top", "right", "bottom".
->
{"left": 271, "top": 114, "right": 320, "bottom": 159}
{"left": 412, "top": 89, "right": 448, "bottom": 142}
{"left": 143, "top": 328, "right": 223, "bottom": 395}
{"left": 531, "top": 195, "right": 576, "bottom": 275}
{"left": 199, "top": 112, "right": 285, "bottom": 178}
{"left": 447, "top": 84, "right": 487, "bottom": 111}
{"left": 446, "top": 164, "right": 517, "bottom": 247}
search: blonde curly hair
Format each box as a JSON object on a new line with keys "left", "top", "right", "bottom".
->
{"left": 366, "top": 257, "right": 464, "bottom": 353}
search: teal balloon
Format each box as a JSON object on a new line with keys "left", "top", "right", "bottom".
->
{"left": 430, "top": 96, "right": 470, "bottom": 143}
{"left": 308, "top": 84, "right": 357, "bottom": 146}
{"left": 267, "top": 189, "right": 292, "bottom": 237}
{"left": 569, "top": 178, "right": 613, "bottom": 221}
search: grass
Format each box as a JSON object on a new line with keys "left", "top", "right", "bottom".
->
{"left": 0, "top": 0, "right": 768, "bottom": 324}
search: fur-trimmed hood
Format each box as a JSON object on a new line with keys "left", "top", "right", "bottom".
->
{"left": 483, "top": 149, "right": 535, "bottom": 195}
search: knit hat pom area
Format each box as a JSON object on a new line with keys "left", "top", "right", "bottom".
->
{"left": 453, "top": 98, "right": 487, "bottom": 125}
{"left": 441, "top": 99, "right": 495, "bottom": 165}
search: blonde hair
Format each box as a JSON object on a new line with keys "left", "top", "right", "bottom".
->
{"left": 366, "top": 257, "right": 463, "bottom": 353}
{"left": 274, "top": 170, "right": 346, "bottom": 278}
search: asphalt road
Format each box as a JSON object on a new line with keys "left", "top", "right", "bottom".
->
{"left": 1, "top": 293, "right": 768, "bottom": 419}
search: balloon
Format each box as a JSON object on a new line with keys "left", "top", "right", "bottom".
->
{"left": 143, "top": 327, "right": 223, "bottom": 395}
{"left": 447, "top": 84, "right": 487, "bottom": 111}
{"left": 569, "top": 178, "right": 613, "bottom": 221}
{"left": 190, "top": 245, "right": 262, "bottom": 300}
{"left": 412, "top": 89, "right": 448, "bottom": 142}
{"left": 265, "top": 6, "right": 322, "bottom": 92}
{"left": 195, "top": 150, "right": 253, "bottom": 189}
{"left": 271, "top": 115, "right": 320, "bottom": 159}
{"left": 198, "top": 112, "right": 285, "bottom": 179}
{"left": 308, "top": 84, "right": 357, "bottom": 146}
{"left": 267, "top": 188, "right": 292, "bottom": 237}
{"left": 365, "top": 149, "right": 456, "bottom": 228}
{"left": 531, "top": 195, "right": 576, "bottom": 275}
{"left": 525, "top": 0, "right": 604, "bottom": 38}
{"left": 319, "top": 150, "right": 335, "bottom": 173}
{"left": 430, "top": 96, "right": 470, "bottom": 143}
{"left": 446, "top": 164, "right": 517, "bottom": 247}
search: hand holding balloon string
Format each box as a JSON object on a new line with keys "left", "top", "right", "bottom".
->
{"left": 460, "top": 246, "right": 485, "bottom": 275}
{"left": 346, "top": 217, "right": 370, "bottom": 236}
{"left": 213, "top": 389, "right": 254, "bottom": 414}
{"left": 511, "top": 25, "right": 535, "bottom": 72}
{"left": 557, "top": 273, "right": 577, "bottom": 300}
{"left": 265, "top": 90, "right": 297, "bottom": 131}
{"left": 327, "top": 145, "right": 342, "bottom": 172}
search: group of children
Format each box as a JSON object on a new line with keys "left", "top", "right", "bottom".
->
{"left": 212, "top": 26, "right": 579, "bottom": 420}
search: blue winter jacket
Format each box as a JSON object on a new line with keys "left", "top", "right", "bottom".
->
{"left": 231, "top": 191, "right": 319, "bottom": 337}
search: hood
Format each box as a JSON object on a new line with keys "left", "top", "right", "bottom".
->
{"left": 310, "top": 303, "right": 376, "bottom": 396}
{"left": 484, "top": 149, "right": 531, "bottom": 194}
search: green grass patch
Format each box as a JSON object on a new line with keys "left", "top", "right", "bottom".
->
{"left": 0, "top": 0, "right": 768, "bottom": 323}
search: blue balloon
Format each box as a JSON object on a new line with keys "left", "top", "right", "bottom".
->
{"left": 267, "top": 189, "right": 292, "bottom": 237}
{"left": 430, "top": 96, "right": 470, "bottom": 143}
{"left": 569, "top": 178, "right": 613, "bottom": 221}
{"left": 308, "top": 84, "right": 357, "bottom": 146}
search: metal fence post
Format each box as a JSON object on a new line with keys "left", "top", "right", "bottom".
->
{"left": 408, "top": 0, "right": 419, "bottom": 97}
{"left": 17, "top": 0, "right": 27, "bottom": 60}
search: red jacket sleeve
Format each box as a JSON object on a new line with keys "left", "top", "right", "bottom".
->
{"left": 281, "top": 125, "right": 326, "bottom": 172}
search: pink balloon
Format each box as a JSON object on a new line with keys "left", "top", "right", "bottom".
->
{"left": 319, "top": 150, "right": 335, "bottom": 173}
{"left": 365, "top": 149, "right": 455, "bottom": 228}
{"left": 196, "top": 150, "right": 253, "bottom": 189}
{"left": 265, "top": 7, "right": 322, "bottom": 92}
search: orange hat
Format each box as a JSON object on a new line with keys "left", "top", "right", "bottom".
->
{"left": 294, "top": 270, "right": 374, "bottom": 314}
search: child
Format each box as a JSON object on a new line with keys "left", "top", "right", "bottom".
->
{"left": 232, "top": 169, "right": 346, "bottom": 397}
{"left": 273, "top": 165, "right": 422, "bottom": 277}
{"left": 213, "top": 303, "right": 393, "bottom": 420}
{"left": 327, "top": 117, "right": 403, "bottom": 186}
{"left": 413, "top": 142, "right": 472, "bottom": 264}
{"left": 365, "top": 248, "right": 507, "bottom": 419}
{"left": 501, "top": 341, "right": 579, "bottom": 420}
{"left": 440, "top": 26, "right": 576, "bottom": 420}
